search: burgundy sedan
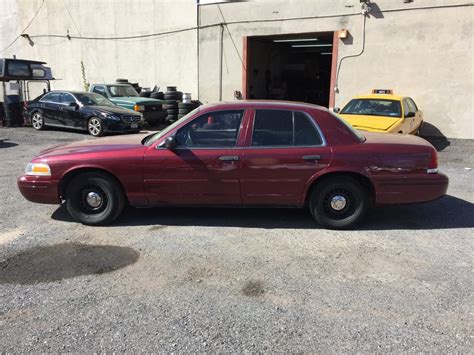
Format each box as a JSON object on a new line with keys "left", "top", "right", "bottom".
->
{"left": 18, "top": 101, "right": 448, "bottom": 229}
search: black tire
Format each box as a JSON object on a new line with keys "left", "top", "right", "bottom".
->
{"left": 87, "top": 117, "right": 104, "bottom": 137}
{"left": 309, "top": 177, "right": 369, "bottom": 229}
{"left": 150, "top": 92, "right": 164, "bottom": 100}
{"left": 31, "top": 111, "right": 45, "bottom": 130}
{"left": 178, "top": 102, "right": 195, "bottom": 110}
{"left": 166, "top": 86, "right": 177, "bottom": 92}
{"left": 177, "top": 114, "right": 186, "bottom": 119}
{"left": 178, "top": 109, "right": 190, "bottom": 115}
{"left": 140, "top": 91, "right": 151, "bottom": 97}
{"left": 165, "top": 115, "right": 177, "bottom": 122}
{"left": 167, "top": 109, "right": 178, "bottom": 115}
{"left": 163, "top": 102, "right": 178, "bottom": 109}
{"left": 164, "top": 92, "right": 183, "bottom": 101}
{"left": 65, "top": 172, "right": 125, "bottom": 225}
{"left": 116, "top": 78, "right": 128, "bottom": 83}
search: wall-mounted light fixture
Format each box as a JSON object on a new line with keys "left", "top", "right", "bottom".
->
{"left": 338, "top": 29, "right": 348, "bottom": 39}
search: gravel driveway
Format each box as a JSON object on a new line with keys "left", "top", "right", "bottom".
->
{"left": 0, "top": 128, "right": 472, "bottom": 352}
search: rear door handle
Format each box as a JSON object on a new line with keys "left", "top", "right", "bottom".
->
{"left": 303, "top": 155, "right": 321, "bottom": 161}
{"left": 219, "top": 155, "right": 240, "bottom": 162}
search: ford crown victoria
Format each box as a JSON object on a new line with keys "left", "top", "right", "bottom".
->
{"left": 18, "top": 101, "right": 448, "bottom": 229}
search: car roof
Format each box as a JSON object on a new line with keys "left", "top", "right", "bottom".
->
{"left": 201, "top": 100, "right": 329, "bottom": 111}
{"left": 45, "top": 90, "right": 95, "bottom": 95}
{"left": 353, "top": 94, "right": 404, "bottom": 101}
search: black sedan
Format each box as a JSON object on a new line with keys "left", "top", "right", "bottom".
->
{"left": 25, "top": 91, "right": 144, "bottom": 136}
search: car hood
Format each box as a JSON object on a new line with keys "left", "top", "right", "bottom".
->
{"left": 339, "top": 114, "right": 401, "bottom": 131}
{"left": 85, "top": 105, "right": 139, "bottom": 116}
{"left": 109, "top": 97, "right": 163, "bottom": 105}
{"left": 35, "top": 133, "right": 150, "bottom": 160}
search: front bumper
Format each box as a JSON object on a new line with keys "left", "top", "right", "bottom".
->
{"left": 374, "top": 172, "right": 449, "bottom": 204}
{"left": 17, "top": 175, "right": 60, "bottom": 204}
{"left": 143, "top": 110, "right": 167, "bottom": 125}
{"left": 104, "top": 120, "right": 142, "bottom": 133}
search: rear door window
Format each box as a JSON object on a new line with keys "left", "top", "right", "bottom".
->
{"left": 294, "top": 111, "right": 323, "bottom": 146}
{"left": 252, "top": 109, "right": 323, "bottom": 147}
{"left": 252, "top": 110, "right": 293, "bottom": 146}
{"left": 60, "top": 93, "right": 76, "bottom": 105}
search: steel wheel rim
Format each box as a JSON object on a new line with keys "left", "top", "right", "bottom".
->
{"left": 79, "top": 185, "right": 108, "bottom": 214}
{"left": 32, "top": 113, "right": 43, "bottom": 129}
{"left": 88, "top": 118, "right": 101, "bottom": 136}
{"left": 322, "top": 188, "right": 356, "bottom": 220}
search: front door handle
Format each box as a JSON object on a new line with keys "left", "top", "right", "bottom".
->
{"left": 219, "top": 155, "right": 240, "bottom": 162}
{"left": 303, "top": 155, "right": 321, "bottom": 162}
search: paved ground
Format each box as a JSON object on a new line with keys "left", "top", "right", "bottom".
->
{"left": 0, "top": 127, "right": 473, "bottom": 353}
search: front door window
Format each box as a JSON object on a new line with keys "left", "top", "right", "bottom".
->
{"left": 175, "top": 110, "right": 244, "bottom": 148}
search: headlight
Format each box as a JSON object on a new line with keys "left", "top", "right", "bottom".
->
{"left": 25, "top": 163, "right": 51, "bottom": 176}
{"left": 101, "top": 112, "right": 120, "bottom": 121}
{"left": 134, "top": 104, "right": 145, "bottom": 112}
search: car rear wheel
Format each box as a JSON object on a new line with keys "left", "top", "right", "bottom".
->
{"left": 310, "top": 177, "right": 368, "bottom": 229}
{"left": 88, "top": 117, "right": 104, "bottom": 137}
{"left": 65, "top": 172, "right": 125, "bottom": 225}
{"left": 32, "top": 112, "right": 45, "bottom": 130}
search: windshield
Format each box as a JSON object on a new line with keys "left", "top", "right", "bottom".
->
{"left": 143, "top": 107, "right": 201, "bottom": 146}
{"left": 331, "top": 113, "right": 366, "bottom": 142}
{"left": 75, "top": 93, "right": 116, "bottom": 107}
{"left": 341, "top": 99, "right": 402, "bottom": 118}
{"left": 108, "top": 85, "right": 139, "bottom": 97}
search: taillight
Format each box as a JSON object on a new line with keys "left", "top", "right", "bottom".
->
{"left": 427, "top": 148, "right": 438, "bottom": 174}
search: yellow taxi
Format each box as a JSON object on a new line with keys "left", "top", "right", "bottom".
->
{"left": 335, "top": 90, "right": 423, "bottom": 134}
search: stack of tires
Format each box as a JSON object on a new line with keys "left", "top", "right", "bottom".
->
{"left": 178, "top": 101, "right": 200, "bottom": 119}
{"left": 162, "top": 86, "right": 182, "bottom": 123}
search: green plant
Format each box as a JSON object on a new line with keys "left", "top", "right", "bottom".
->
{"left": 81, "top": 60, "right": 90, "bottom": 91}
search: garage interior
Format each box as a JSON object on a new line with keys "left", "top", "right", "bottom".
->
{"left": 245, "top": 32, "right": 335, "bottom": 107}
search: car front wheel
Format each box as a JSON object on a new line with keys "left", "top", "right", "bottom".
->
{"left": 88, "top": 117, "right": 104, "bottom": 137}
{"left": 310, "top": 177, "right": 369, "bottom": 229}
{"left": 65, "top": 172, "right": 125, "bottom": 225}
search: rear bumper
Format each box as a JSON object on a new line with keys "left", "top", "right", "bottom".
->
{"left": 17, "top": 175, "right": 60, "bottom": 204}
{"left": 374, "top": 172, "right": 449, "bottom": 204}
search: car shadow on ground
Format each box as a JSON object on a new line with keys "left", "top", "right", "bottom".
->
{"left": 51, "top": 195, "right": 474, "bottom": 231}
{"left": 0, "top": 139, "right": 19, "bottom": 149}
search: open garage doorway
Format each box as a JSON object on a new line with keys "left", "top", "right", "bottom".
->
{"left": 243, "top": 32, "right": 337, "bottom": 107}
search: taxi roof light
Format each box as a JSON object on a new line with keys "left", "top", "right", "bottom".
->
{"left": 372, "top": 89, "right": 393, "bottom": 95}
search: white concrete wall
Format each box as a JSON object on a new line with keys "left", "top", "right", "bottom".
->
{"left": 1, "top": 0, "right": 473, "bottom": 138}
{"left": 0, "top": 0, "right": 198, "bottom": 93}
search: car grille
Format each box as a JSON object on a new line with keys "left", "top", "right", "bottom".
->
{"left": 145, "top": 105, "right": 162, "bottom": 112}
{"left": 121, "top": 115, "right": 141, "bottom": 122}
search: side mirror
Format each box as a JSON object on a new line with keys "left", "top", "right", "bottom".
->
{"left": 69, "top": 102, "right": 79, "bottom": 110}
{"left": 163, "top": 136, "right": 176, "bottom": 149}
{"left": 405, "top": 112, "right": 415, "bottom": 118}
{"left": 333, "top": 107, "right": 340, "bottom": 113}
